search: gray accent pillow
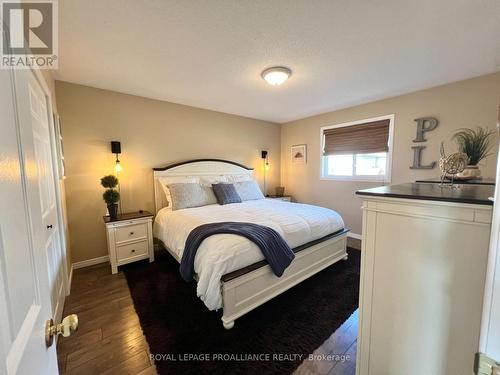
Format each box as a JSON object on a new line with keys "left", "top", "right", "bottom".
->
{"left": 234, "top": 180, "right": 264, "bottom": 201}
{"left": 167, "top": 183, "right": 217, "bottom": 211}
{"left": 212, "top": 183, "right": 242, "bottom": 205}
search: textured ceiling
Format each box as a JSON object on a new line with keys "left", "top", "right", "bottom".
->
{"left": 56, "top": 0, "right": 500, "bottom": 123}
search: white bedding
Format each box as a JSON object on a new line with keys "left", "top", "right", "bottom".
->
{"left": 154, "top": 199, "right": 344, "bottom": 310}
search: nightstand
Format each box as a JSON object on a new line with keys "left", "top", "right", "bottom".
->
{"left": 103, "top": 211, "right": 154, "bottom": 274}
{"left": 267, "top": 195, "right": 292, "bottom": 202}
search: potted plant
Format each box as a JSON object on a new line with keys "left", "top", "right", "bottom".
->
{"left": 453, "top": 127, "right": 495, "bottom": 179}
{"left": 101, "top": 175, "right": 120, "bottom": 219}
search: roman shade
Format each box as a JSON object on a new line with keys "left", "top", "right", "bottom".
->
{"left": 323, "top": 119, "right": 390, "bottom": 155}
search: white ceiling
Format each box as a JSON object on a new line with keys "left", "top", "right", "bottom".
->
{"left": 56, "top": 0, "right": 500, "bottom": 123}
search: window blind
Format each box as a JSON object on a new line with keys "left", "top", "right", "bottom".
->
{"left": 323, "top": 119, "right": 390, "bottom": 155}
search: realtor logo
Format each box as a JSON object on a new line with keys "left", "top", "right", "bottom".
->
{"left": 1, "top": 0, "right": 58, "bottom": 69}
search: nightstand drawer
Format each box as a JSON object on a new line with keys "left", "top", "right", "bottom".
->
{"left": 104, "top": 211, "right": 154, "bottom": 274}
{"left": 116, "top": 240, "right": 148, "bottom": 261}
{"left": 115, "top": 223, "right": 148, "bottom": 243}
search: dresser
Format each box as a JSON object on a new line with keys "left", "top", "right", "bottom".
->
{"left": 356, "top": 183, "right": 494, "bottom": 375}
{"left": 104, "top": 211, "right": 154, "bottom": 274}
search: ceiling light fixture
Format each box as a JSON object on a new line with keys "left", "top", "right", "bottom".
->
{"left": 261, "top": 66, "right": 292, "bottom": 86}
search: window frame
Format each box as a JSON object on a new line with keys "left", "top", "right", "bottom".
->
{"left": 319, "top": 114, "right": 395, "bottom": 182}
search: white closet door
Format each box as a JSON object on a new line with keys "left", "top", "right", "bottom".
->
{"left": 28, "top": 72, "right": 66, "bottom": 322}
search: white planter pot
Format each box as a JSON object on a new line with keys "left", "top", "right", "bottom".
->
{"left": 456, "top": 165, "right": 481, "bottom": 179}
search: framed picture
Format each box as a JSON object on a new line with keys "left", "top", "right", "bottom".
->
{"left": 291, "top": 144, "right": 307, "bottom": 164}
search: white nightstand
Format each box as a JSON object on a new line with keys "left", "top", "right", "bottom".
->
{"left": 104, "top": 211, "right": 154, "bottom": 274}
{"left": 267, "top": 195, "right": 292, "bottom": 202}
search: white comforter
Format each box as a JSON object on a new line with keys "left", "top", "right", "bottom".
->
{"left": 154, "top": 199, "right": 344, "bottom": 310}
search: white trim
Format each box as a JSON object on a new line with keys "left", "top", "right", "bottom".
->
{"left": 73, "top": 255, "right": 109, "bottom": 270}
{"left": 66, "top": 264, "right": 73, "bottom": 296}
{"left": 347, "top": 232, "right": 362, "bottom": 240}
{"left": 479, "top": 141, "right": 500, "bottom": 353}
{"left": 319, "top": 114, "right": 395, "bottom": 183}
{"left": 53, "top": 281, "right": 65, "bottom": 325}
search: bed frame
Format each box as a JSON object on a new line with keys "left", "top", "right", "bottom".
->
{"left": 153, "top": 159, "right": 349, "bottom": 329}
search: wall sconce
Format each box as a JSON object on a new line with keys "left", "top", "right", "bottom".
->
{"left": 261, "top": 150, "right": 269, "bottom": 196}
{"left": 111, "top": 141, "right": 121, "bottom": 173}
{"left": 111, "top": 141, "right": 122, "bottom": 213}
{"left": 261, "top": 150, "right": 270, "bottom": 171}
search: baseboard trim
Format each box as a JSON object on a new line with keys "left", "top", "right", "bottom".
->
{"left": 347, "top": 232, "right": 362, "bottom": 240}
{"left": 73, "top": 255, "right": 109, "bottom": 270}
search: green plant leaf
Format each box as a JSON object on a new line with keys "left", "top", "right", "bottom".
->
{"left": 452, "top": 127, "right": 495, "bottom": 165}
{"left": 103, "top": 189, "right": 120, "bottom": 204}
{"left": 101, "top": 175, "right": 119, "bottom": 188}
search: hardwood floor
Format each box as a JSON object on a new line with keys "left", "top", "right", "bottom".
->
{"left": 294, "top": 310, "right": 358, "bottom": 375}
{"left": 57, "top": 263, "right": 157, "bottom": 375}
{"left": 57, "top": 262, "right": 357, "bottom": 375}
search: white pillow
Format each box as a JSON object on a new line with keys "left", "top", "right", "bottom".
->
{"left": 234, "top": 180, "right": 265, "bottom": 201}
{"left": 158, "top": 176, "right": 199, "bottom": 207}
{"left": 226, "top": 174, "right": 252, "bottom": 183}
{"left": 199, "top": 175, "right": 228, "bottom": 186}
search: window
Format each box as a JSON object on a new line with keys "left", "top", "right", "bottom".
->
{"left": 320, "top": 115, "right": 394, "bottom": 181}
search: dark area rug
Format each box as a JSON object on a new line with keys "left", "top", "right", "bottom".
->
{"left": 123, "top": 247, "right": 360, "bottom": 375}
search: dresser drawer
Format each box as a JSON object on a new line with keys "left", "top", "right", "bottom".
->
{"left": 116, "top": 240, "right": 148, "bottom": 262}
{"left": 115, "top": 223, "right": 148, "bottom": 243}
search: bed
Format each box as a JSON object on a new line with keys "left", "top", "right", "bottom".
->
{"left": 153, "top": 159, "right": 349, "bottom": 329}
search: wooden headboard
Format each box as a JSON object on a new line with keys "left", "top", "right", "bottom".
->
{"left": 153, "top": 159, "right": 254, "bottom": 214}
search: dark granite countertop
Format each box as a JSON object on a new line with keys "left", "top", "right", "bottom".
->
{"left": 356, "top": 182, "right": 494, "bottom": 206}
{"left": 415, "top": 177, "right": 495, "bottom": 186}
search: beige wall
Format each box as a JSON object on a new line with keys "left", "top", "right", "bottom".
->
{"left": 281, "top": 73, "right": 500, "bottom": 235}
{"left": 56, "top": 81, "right": 281, "bottom": 263}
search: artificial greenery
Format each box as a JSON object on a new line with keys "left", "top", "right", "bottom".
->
{"left": 101, "top": 175, "right": 120, "bottom": 205}
{"left": 103, "top": 189, "right": 120, "bottom": 205}
{"left": 453, "top": 127, "right": 495, "bottom": 166}
{"left": 100, "top": 175, "right": 119, "bottom": 188}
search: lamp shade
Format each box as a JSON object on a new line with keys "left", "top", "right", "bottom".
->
{"left": 111, "top": 141, "right": 121, "bottom": 154}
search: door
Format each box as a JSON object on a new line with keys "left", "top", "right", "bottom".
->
{"left": 24, "top": 70, "right": 67, "bottom": 325}
{"left": 0, "top": 67, "right": 64, "bottom": 373}
{"left": 477, "top": 101, "right": 500, "bottom": 374}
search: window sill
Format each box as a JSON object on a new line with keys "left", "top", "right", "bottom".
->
{"left": 320, "top": 176, "right": 391, "bottom": 183}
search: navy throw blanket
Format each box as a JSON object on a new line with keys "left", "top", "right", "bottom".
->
{"left": 179, "top": 222, "right": 295, "bottom": 282}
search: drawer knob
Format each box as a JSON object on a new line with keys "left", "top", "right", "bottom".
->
{"left": 129, "top": 232, "right": 134, "bottom": 235}
{"left": 131, "top": 249, "right": 135, "bottom": 253}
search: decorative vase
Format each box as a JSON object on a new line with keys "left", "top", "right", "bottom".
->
{"left": 107, "top": 204, "right": 118, "bottom": 219}
{"left": 455, "top": 165, "right": 481, "bottom": 180}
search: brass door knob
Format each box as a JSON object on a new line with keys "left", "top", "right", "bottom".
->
{"left": 45, "top": 314, "right": 79, "bottom": 347}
